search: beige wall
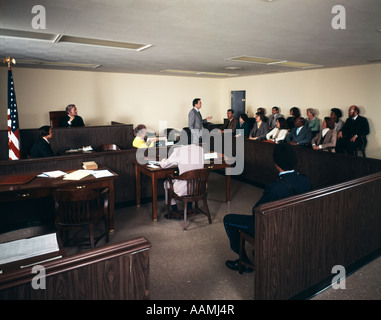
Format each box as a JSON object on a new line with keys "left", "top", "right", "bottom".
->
{"left": 0, "top": 67, "right": 225, "bottom": 134}
{"left": 1, "top": 63, "right": 380, "bottom": 159}
{"left": 223, "top": 64, "right": 381, "bottom": 159}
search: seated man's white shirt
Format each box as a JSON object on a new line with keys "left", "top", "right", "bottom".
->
{"left": 160, "top": 145, "right": 204, "bottom": 202}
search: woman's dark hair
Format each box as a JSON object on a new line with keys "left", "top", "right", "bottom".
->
{"left": 290, "top": 107, "right": 300, "bottom": 118}
{"left": 330, "top": 108, "right": 342, "bottom": 120}
{"left": 134, "top": 124, "right": 146, "bottom": 136}
{"left": 324, "top": 117, "right": 335, "bottom": 130}
{"left": 276, "top": 117, "right": 287, "bottom": 129}
{"left": 239, "top": 113, "right": 248, "bottom": 122}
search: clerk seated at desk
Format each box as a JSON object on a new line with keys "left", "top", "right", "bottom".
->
{"left": 133, "top": 124, "right": 157, "bottom": 148}
{"left": 30, "top": 125, "right": 54, "bottom": 158}
{"left": 59, "top": 104, "right": 85, "bottom": 127}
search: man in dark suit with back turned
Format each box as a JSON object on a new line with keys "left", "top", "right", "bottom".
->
{"left": 30, "top": 125, "right": 54, "bottom": 158}
{"left": 336, "top": 105, "right": 369, "bottom": 155}
{"left": 223, "top": 143, "right": 312, "bottom": 273}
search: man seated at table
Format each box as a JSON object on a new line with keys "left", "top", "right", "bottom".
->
{"left": 59, "top": 104, "right": 85, "bottom": 127}
{"left": 160, "top": 144, "right": 204, "bottom": 216}
{"left": 30, "top": 125, "right": 54, "bottom": 158}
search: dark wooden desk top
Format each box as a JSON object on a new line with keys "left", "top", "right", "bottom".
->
{"left": 0, "top": 167, "right": 118, "bottom": 194}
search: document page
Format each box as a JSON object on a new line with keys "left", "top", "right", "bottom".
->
{"left": 63, "top": 169, "right": 94, "bottom": 180}
{"left": 0, "top": 233, "right": 60, "bottom": 265}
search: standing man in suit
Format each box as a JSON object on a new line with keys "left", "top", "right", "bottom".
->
{"left": 268, "top": 106, "right": 284, "bottom": 130}
{"left": 223, "top": 143, "right": 312, "bottom": 273}
{"left": 188, "top": 98, "right": 212, "bottom": 144}
{"left": 30, "top": 125, "right": 54, "bottom": 158}
{"left": 219, "top": 109, "right": 238, "bottom": 135}
{"left": 285, "top": 117, "right": 313, "bottom": 147}
{"left": 59, "top": 104, "right": 85, "bottom": 127}
{"left": 336, "top": 105, "right": 370, "bottom": 155}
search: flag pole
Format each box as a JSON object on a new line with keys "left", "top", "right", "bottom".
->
{"left": 3, "top": 56, "right": 21, "bottom": 160}
{"left": 2, "top": 56, "right": 16, "bottom": 70}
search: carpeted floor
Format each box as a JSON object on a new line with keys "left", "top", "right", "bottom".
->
{"left": 66, "top": 172, "right": 381, "bottom": 300}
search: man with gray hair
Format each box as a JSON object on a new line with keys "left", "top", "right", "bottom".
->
{"left": 59, "top": 104, "right": 85, "bottom": 127}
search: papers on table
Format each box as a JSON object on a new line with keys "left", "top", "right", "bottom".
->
{"left": 146, "top": 160, "right": 160, "bottom": 169}
{"left": 63, "top": 169, "right": 94, "bottom": 180}
{"left": 38, "top": 170, "right": 66, "bottom": 178}
{"left": 37, "top": 168, "right": 114, "bottom": 180}
{"left": 0, "top": 233, "right": 60, "bottom": 265}
{"left": 204, "top": 152, "right": 218, "bottom": 160}
{"left": 92, "top": 170, "right": 114, "bottom": 178}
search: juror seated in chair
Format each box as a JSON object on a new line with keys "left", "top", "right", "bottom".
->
{"left": 160, "top": 145, "right": 207, "bottom": 224}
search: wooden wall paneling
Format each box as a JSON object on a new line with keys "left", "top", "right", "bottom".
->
{"left": 254, "top": 173, "right": 381, "bottom": 300}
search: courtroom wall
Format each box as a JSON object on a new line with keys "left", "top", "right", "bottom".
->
{"left": 0, "top": 67, "right": 225, "bottom": 136}
{"left": 223, "top": 63, "right": 381, "bottom": 159}
{"left": 1, "top": 63, "right": 380, "bottom": 159}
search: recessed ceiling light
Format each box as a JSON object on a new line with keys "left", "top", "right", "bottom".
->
{"left": 57, "top": 35, "right": 151, "bottom": 51}
{"left": 225, "top": 66, "right": 242, "bottom": 70}
{"left": 161, "top": 69, "right": 237, "bottom": 77}
{"left": 0, "top": 28, "right": 152, "bottom": 51}
{"left": 16, "top": 59, "right": 101, "bottom": 69}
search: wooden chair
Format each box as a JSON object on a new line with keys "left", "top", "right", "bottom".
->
{"left": 53, "top": 187, "right": 110, "bottom": 249}
{"left": 49, "top": 111, "right": 67, "bottom": 128}
{"left": 167, "top": 168, "right": 212, "bottom": 230}
{"left": 238, "top": 230, "right": 255, "bottom": 274}
{"left": 96, "top": 144, "right": 121, "bottom": 151}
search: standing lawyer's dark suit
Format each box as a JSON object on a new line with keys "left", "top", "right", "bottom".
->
{"left": 224, "top": 171, "right": 311, "bottom": 254}
{"left": 30, "top": 137, "right": 54, "bottom": 158}
{"left": 188, "top": 107, "right": 207, "bottom": 143}
{"left": 59, "top": 115, "right": 85, "bottom": 127}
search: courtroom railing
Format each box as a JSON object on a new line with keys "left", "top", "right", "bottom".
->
{"left": 254, "top": 172, "right": 381, "bottom": 300}
{"left": 0, "top": 236, "right": 151, "bottom": 300}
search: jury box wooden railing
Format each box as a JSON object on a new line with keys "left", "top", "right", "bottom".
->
{"left": 254, "top": 172, "right": 381, "bottom": 300}
{"left": 0, "top": 236, "right": 151, "bottom": 300}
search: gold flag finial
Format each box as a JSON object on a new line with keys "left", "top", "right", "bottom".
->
{"left": 2, "top": 56, "right": 16, "bottom": 70}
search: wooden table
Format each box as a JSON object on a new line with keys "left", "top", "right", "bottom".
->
{"left": 0, "top": 167, "right": 118, "bottom": 232}
{"left": 133, "top": 158, "right": 231, "bottom": 221}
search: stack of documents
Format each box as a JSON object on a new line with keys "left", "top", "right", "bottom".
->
{"left": 38, "top": 170, "right": 66, "bottom": 178}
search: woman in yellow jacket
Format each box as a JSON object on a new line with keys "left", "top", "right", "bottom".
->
{"left": 133, "top": 124, "right": 157, "bottom": 148}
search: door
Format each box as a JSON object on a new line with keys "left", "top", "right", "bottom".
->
{"left": 231, "top": 91, "right": 246, "bottom": 119}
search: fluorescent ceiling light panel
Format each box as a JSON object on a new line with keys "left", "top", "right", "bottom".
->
{"left": 0, "top": 28, "right": 58, "bottom": 41}
{"left": 57, "top": 35, "right": 151, "bottom": 51}
{"left": 16, "top": 59, "right": 101, "bottom": 69}
{"left": 161, "top": 69, "right": 237, "bottom": 77}
{"left": 226, "top": 55, "right": 322, "bottom": 69}
{"left": 226, "top": 56, "right": 281, "bottom": 64}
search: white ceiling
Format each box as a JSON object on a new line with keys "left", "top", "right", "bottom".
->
{"left": 0, "top": 0, "right": 380, "bottom": 77}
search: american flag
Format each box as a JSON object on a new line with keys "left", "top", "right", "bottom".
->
{"left": 7, "top": 69, "right": 20, "bottom": 160}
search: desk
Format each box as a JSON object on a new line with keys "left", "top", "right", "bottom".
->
{"left": 0, "top": 167, "right": 118, "bottom": 232}
{"left": 133, "top": 159, "right": 231, "bottom": 221}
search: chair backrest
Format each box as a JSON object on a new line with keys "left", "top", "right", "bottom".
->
{"left": 49, "top": 111, "right": 67, "bottom": 128}
{"left": 54, "top": 188, "right": 108, "bottom": 225}
{"left": 96, "top": 144, "right": 121, "bottom": 151}
{"left": 171, "top": 168, "right": 209, "bottom": 198}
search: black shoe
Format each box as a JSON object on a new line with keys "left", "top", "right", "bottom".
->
{"left": 225, "top": 259, "right": 253, "bottom": 273}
